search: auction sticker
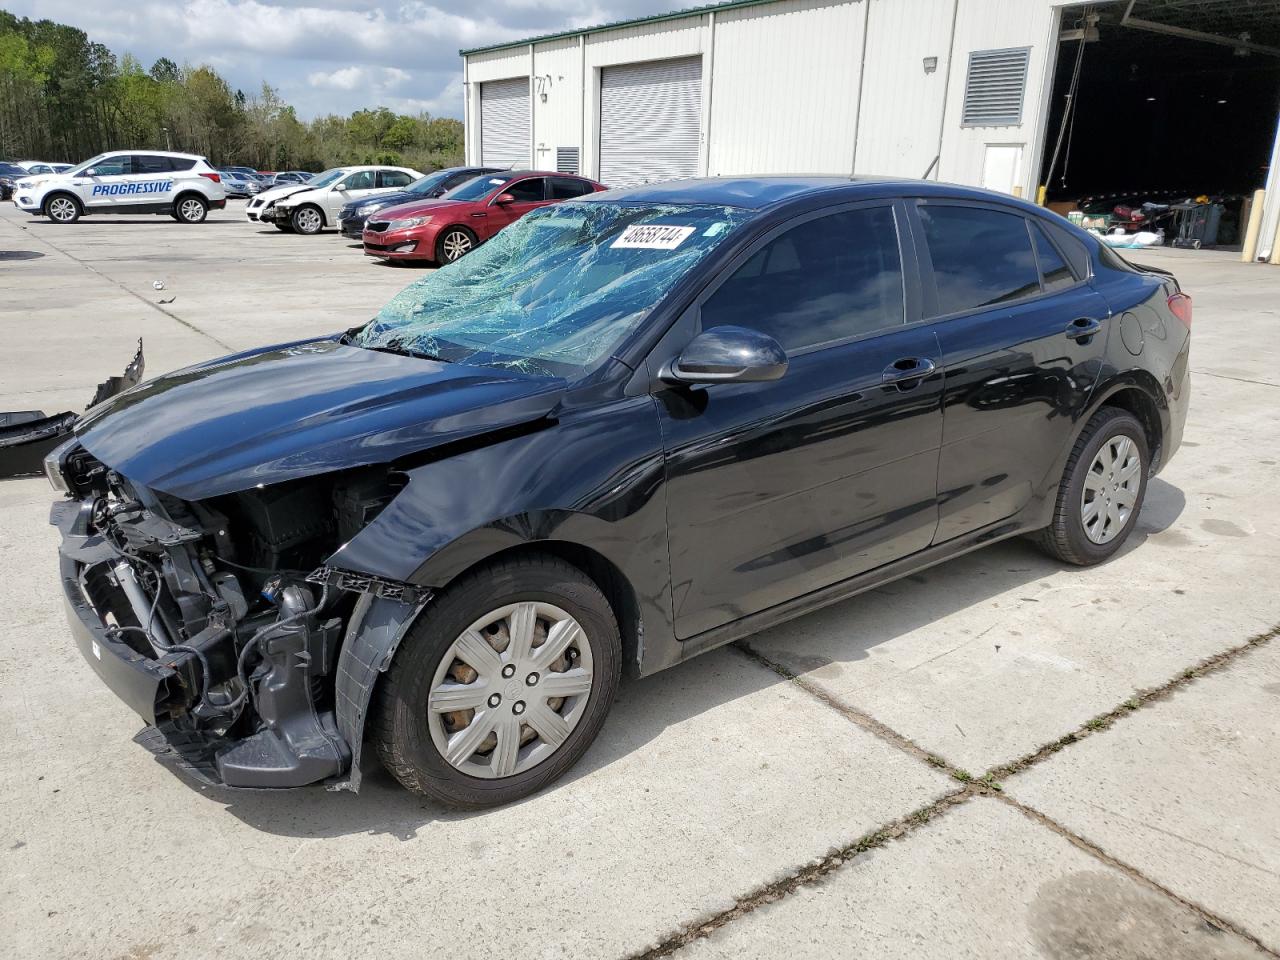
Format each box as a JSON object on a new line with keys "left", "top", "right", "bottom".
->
{"left": 612, "top": 224, "right": 696, "bottom": 249}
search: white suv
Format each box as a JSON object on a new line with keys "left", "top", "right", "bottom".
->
{"left": 247, "top": 165, "right": 420, "bottom": 234}
{"left": 13, "top": 151, "right": 227, "bottom": 224}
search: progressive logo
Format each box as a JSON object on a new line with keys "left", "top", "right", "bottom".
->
{"left": 90, "top": 181, "right": 174, "bottom": 196}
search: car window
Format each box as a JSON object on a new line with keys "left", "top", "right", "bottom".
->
{"left": 133, "top": 155, "right": 173, "bottom": 174}
{"left": 343, "top": 171, "right": 376, "bottom": 190}
{"left": 1031, "top": 221, "right": 1076, "bottom": 292}
{"left": 445, "top": 175, "right": 512, "bottom": 201}
{"left": 379, "top": 170, "right": 413, "bottom": 188}
{"left": 89, "top": 158, "right": 129, "bottom": 176}
{"left": 504, "top": 178, "right": 546, "bottom": 203}
{"left": 549, "top": 177, "right": 593, "bottom": 200}
{"left": 702, "top": 205, "right": 906, "bottom": 353}
{"left": 168, "top": 158, "right": 196, "bottom": 171}
{"left": 1042, "top": 219, "right": 1091, "bottom": 279}
{"left": 919, "top": 205, "right": 1040, "bottom": 315}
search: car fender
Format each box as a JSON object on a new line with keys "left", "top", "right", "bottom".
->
{"left": 326, "top": 389, "right": 677, "bottom": 672}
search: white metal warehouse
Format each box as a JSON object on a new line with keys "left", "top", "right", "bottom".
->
{"left": 461, "top": 0, "right": 1280, "bottom": 260}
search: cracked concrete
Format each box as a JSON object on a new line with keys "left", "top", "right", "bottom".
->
{"left": 1, "top": 204, "right": 1277, "bottom": 960}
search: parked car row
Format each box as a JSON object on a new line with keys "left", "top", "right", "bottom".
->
{"left": 243, "top": 164, "right": 607, "bottom": 266}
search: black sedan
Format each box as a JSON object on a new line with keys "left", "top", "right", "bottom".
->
{"left": 47, "top": 177, "right": 1190, "bottom": 807}
{"left": 0, "top": 161, "right": 29, "bottom": 200}
{"left": 337, "top": 165, "right": 503, "bottom": 238}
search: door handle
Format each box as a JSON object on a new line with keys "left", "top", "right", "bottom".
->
{"left": 470, "top": 211, "right": 487, "bottom": 218}
{"left": 882, "top": 357, "right": 936, "bottom": 386}
{"left": 1066, "top": 317, "right": 1102, "bottom": 340}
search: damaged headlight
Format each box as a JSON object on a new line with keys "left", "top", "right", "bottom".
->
{"left": 43, "top": 438, "right": 76, "bottom": 494}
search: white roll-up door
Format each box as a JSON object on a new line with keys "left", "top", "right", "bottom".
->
{"left": 480, "top": 78, "right": 530, "bottom": 168}
{"left": 599, "top": 57, "right": 702, "bottom": 187}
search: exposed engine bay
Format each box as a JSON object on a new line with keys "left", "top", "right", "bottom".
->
{"left": 50, "top": 444, "right": 412, "bottom": 789}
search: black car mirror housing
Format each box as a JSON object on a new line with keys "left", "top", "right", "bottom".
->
{"left": 663, "top": 325, "right": 788, "bottom": 385}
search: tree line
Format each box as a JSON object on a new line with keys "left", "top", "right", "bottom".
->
{"left": 0, "top": 11, "right": 464, "bottom": 172}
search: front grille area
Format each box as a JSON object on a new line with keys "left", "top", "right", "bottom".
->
{"left": 366, "top": 220, "right": 390, "bottom": 233}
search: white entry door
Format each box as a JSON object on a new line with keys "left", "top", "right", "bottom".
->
{"left": 981, "top": 144, "right": 1024, "bottom": 196}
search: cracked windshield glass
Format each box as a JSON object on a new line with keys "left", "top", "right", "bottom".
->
{"left": 357, "top": 202, "right": 753, "bottom": 377}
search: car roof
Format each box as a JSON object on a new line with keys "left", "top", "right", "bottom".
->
{"left": 584, "top": 175, "right": 1051, "bottom": 214}
{"left": 100, "top": 150, "right": 206, "bottom": 160}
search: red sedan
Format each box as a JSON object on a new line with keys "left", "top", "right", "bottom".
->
{"left": 363, "top": 170, "right": 607, "bottom": 265}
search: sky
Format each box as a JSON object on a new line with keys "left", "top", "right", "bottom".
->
{"left": 5, "top": 0, "right": 689, "bottom": 119}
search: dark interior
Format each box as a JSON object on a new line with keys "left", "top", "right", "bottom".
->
{"left": 1041, "top": 3, "right": 1280, "bottom": 204}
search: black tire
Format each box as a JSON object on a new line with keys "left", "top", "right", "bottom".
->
{"left": 44, "top": 193, "right": 81, "bottom": 223}
{"left": 435, "top": 226, "right": 476, "bottom": 264}
{"left": 372, "top": 553, "right": 622, "bottom": 807}
{"left": 1033, "top": 407, "right": 1149, "bottom": 566}
{"left": 174, "top": 194, "right": 208, "bottom": 223}
{"left": 290, "top": 204, "right": 325, "bottom": 234}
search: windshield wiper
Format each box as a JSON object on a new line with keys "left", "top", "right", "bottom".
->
{"left": 366, "top": 342, "right": 451, "bottom": 363}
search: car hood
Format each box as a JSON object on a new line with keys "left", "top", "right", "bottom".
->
{"left": 74, "top": 338, "right": 566, "bottom": 500}
{"left": 352, "top": 190, "right": 418, "bottom": 213}
{"left": 255, "top": 183, "right": 313, "bottom": 205}
{"left": 270, "top": 186, "right": 326, "bottom": 207}
{"left": 374, "top": 198, "right": 467, "bottom": 221}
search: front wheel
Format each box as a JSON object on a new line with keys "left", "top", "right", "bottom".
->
{"left": 1033, "top": 407, "right": 1149, "bottom": 565}
{"left": 372, "top": 554, "right": 621, "bottom": 807}
{"left": 291, "top": 205, "right": 324, "bottom": 234}
{"left": 435, "top": 226, "right": 475, "bottom": 264}
{"left": 175, "top": 195, "right": 208, "bottom": 223}
{"left": 45, "top": 195, "right": 81, "bottom": 223}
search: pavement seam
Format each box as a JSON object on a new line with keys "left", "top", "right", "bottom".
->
{"left": 645, "top": 628, "right": 1280, "bottom": 957}
{"left": 623, "top": 786, "right": 979, "bottom": 960}
{"left": 982, "top": 622, "right": 1277, "bottom": 782}
{"left": 1192, "top": 369, "right": 1280, "bottom": 389}
{"left": 6, "top": 220, "right": 236, "bottom": 352}
{"left": 995, "top": 793, "right": 1280, "bottom": 958}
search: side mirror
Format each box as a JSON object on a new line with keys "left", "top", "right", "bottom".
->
{"left": 494, "top": 193, "right": 516, "bottom": 205}
{"left": 84, "top": 168, "right": 99, "bottom": 177}
{"left": 662, "top": 326, "right": 788, "bottom": 385}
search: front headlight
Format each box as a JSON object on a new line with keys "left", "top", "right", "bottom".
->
{"left": 387, "top": 215, "right": 432, "bottom": 231}
{"left": 43, "top": 438, "right": 75, "bottom": 494}
{"left": 21, "top": 178, "right": 45, "bottom": 189}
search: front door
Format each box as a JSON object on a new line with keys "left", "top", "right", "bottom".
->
{"left": 654, "top": 202, "right": 945, "bottom": 639}
{"left": 912, "top": 201, "right": 1111, "bottom": 541}
{"left": 77, "top": 155, "right": 130, "bottom": 209}
{"left": 330, "top": 170, "right": 379, "bottom": 219}
{"left": 479, "top": 176, "right": 549, "bottom": 240}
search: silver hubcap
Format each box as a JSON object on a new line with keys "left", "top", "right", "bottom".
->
{"left": 296, "top": 208, "right": 321, "bottom": 232}
{"left": 427, "top": 602, "right": 593, "bottom": 779}
{"left": 179, "top": 199, "right": 204, "bottom": 221}
{"left": 442, "top": 231, "right": 472, "bottom": 261}
{"left": 1081, "top": 434, "right": 1141, "bottom": 544}
{"left": 50, "top": 198, "right": 76, "bottom": 221}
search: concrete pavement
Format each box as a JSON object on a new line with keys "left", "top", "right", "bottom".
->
{"left": 0, "top": 203, "right": 1277, "bottom": 960}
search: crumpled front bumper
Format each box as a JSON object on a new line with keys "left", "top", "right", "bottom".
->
{"left": 52, "top": 500, "right": 186, "bottom": 726}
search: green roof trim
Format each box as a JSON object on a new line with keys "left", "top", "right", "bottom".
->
{"left": 459, "top": 0, "right": 784, "bottom": 56}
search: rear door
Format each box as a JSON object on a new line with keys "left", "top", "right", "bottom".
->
{"left": 915, "top": 201, "right": 1110, "bottom": 542}
{"left": 480, "top": 176, "right": 549, "bottom": 239}
{"left": 377, "top": 169, "right": 414, "bottom": 191}
{"left": 119, "top": 154, "right": 178, "bottom": 210}
{"left": 655, "top": 201, "right": 944, "bottom": 639}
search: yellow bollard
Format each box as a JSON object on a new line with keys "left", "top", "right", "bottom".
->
{"left": 1241, "top": 189, "right": 1265, "bottom": 262}
{"left": 1270, "top": 212, "right": 1280, "bottom": 265}
{"left": 1036, "top": 184, "right": 1048, "bottom": 206}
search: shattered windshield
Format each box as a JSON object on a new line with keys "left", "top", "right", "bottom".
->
{"left": 357, "top": 202, "right": 753, "bottom": 376}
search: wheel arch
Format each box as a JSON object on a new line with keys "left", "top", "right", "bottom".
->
{"left": 1090, "top": 374, "right": 1167, "bottom": 469}
{"left": 43, "top": 190, "right": 83, "bottom": 215}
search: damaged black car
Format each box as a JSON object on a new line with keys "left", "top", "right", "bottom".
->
{"left": 49, "top": 178, "right": 1190, "bottom": 807}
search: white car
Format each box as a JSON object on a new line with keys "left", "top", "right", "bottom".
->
{"left": 13, "top": 150, "right": 227, "bottom": 224}
{"left": 16, "top": 161, "right": 73, "bottom": 175}
{"left": 246, "top": 165, "right": 420, "bottom": 234}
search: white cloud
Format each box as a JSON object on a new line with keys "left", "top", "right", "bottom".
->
{"left": 2, "top": 0, "right": 689, "bottom": 118}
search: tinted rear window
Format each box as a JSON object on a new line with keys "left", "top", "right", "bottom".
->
{"left": 169, "top": 157, "right": 196, "bottom": 171}
{"left": 919, "top": 205, "right": 1040, "bottom": 315}
{"left": 1042, "top": 218, "right": 1091, "bottom": 279}
{"left": 1031, "top": 222, "right": 1075, "bottom": 292}
{"left": 550, "top": 178, "right": 594, "bottom": 199}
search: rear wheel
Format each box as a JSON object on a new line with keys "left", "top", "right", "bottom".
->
{"left": 436, "top": 226, "right": 476, "bottom": 264}
{"left": 291, "top": 205, "right": 324, "bottom": 234}
{"left": 45, "top": 194, "right": 81, "bottom": 223}
{"left": 175, "top": 195, "right": 208, "bottom": 223}
{"left": 373, "top": 554, "right": 621, "bottom": 807}
{"left": 1033, "top": 407, "right": 1149, "bottom": 565}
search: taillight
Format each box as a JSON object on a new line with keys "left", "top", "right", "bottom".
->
{"left": 1168, "top": 292, "right": 1192, "bottom": 328}
{"left": 200, "top": 172, "right": 221, "bottom": 183}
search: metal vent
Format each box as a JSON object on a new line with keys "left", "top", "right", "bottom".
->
{"left": 961, "top": 47, "right": 1030, "bottom": 126}
{"left": 556, "top": 147, "right": 580, "bottom": 174}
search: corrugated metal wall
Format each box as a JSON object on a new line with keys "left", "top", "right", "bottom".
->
{"left": 709, "top": 0, "right": 866, "bottom": 175}
{"left": 464, "top": 0, "right": 1067, "bottom": 196}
